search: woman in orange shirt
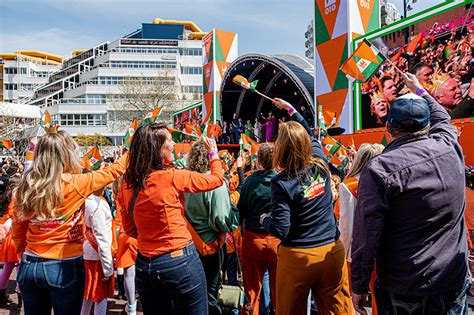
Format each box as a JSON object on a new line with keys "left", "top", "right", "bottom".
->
{"left": 118, "top": 123, "right": 223, "bottom": 315}
{"left": 13, "top": 131, "right": 128, "bottom": 315}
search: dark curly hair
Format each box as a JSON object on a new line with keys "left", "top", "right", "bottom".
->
{"left": 187, "top": 140, "right": 209, "bottom": 173}
{"left": 124, "top": 123, "right": 169, "bottom": 191}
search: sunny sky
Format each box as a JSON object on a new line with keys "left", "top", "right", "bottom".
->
{"left": 0, "top": 0, "right": 446, "bottom": 60}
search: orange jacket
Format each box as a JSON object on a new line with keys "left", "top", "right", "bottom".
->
{"left": 119, "top": 159, "right": 223, "bottom": 258}
{"left": 12, "top": 154, "right": 128, "bottom": 259}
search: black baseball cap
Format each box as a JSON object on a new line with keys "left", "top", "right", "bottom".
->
{"left": 387, "top": 93, "right": 430, "bottom": 132}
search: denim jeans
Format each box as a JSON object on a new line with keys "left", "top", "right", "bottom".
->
{"left": 374, "top": 279, "right": 469, "bottom": 315}
{"left": 135, "top": 243, "right": 208, "bottom": 315}
{"left": 17, "top": 255, "right": 85, "bottom": 315}
{"left": 260, "top": 270, "right": 271, "bottom": 314}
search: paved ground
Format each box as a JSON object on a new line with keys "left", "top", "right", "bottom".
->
{"left": 1, "top": 268, "right": 473, "bottom": 314}
{"left": 0, "top": 269, "right": 143, "bottom": 315}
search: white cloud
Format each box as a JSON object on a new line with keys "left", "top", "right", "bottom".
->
{"left": 0, "top": 28, "right": 103, "bottom": 57}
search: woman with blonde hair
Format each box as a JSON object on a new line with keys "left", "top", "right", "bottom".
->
{"left": 338, "top": 143, "right": 384, "bottom": 315}
{"left": 118, "top": 123, "right": 224, "bottom": 315}
{"left": 260, "top": 98, "right": 352, "bottom": 315}
{"left": 184, "top": 140, "right": 238, "bottom": 315}
{"left": 13, "top": 130, "right": 128, "bottom": 315}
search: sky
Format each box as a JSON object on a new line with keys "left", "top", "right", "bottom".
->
{"left": 0, "top": 0, "right": 447, "bottom": 60}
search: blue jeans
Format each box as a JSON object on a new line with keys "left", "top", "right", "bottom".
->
{"left": 17, "top": 255, "right": 85, "bottom": 315}
{"left": 135, "top": 243, "right": 208, "bottom": 315}
{"left": 260, "top": 270, "right": 271, "bottom": 314}
{"left": 374, "top": 279, "right": 469, "bottom": 315}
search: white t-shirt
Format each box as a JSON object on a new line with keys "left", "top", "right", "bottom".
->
{"left": 83, "top": 195, "right": 114, "bottom": 277}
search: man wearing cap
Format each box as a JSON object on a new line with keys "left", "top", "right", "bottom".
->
{"left": 351, "top": 72, "right": 468, "bottom": 314}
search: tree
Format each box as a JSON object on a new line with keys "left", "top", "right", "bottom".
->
{"left": 74, "top": 134, "right": 112, "bottom": 146}
{"left": 108, "top": 71, "right": 182, "bottom": 129}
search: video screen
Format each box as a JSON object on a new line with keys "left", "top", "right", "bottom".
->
{"left": 360, "top": 4, "right": 473, "bottom": 129}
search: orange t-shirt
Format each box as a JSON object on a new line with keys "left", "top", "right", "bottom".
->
{"left": 118, "top": 159, "right": 223, "bottom": 257}
{"left": 12, "top": 154, "right": 128, "bottom": 259}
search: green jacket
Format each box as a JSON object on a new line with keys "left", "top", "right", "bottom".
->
{"left": 184, "top": 182, "right": 239, "bottom": 244}
{"left": 238, "top": 170, "right": 276, "bottom": 233}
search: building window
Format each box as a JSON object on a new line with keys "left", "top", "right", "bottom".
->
{"left": 179, "top": 48, "right": 202, "bottom": 56}
{"left": 181, "top": 67, "right": 203, "bottom": 75}
{"left": 4, "top": 84, "right": 18, "bottom": 90}
{"left": 182, "top": 85, "right": 203, "bottom": 93}
{"left": 107, "top": 60, "right": 177, "bottom": 69}
{"left": 4, "top": 68, "right": 17, "bottom": 74}
{"left": 20, "top": 84, "right": 34, "bottom": 91}
{"left": 59, "top": 114, "right": 107, "bottom": 126}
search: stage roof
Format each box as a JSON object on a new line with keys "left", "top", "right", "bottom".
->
{"left": 220, "top": 54, "right": 315, "bottom": 126}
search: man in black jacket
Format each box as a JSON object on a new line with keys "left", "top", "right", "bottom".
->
{"left": 351, "top": 72, "right": 468, "bottom": 314}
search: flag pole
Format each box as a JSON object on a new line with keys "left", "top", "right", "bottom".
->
{"left": 373, "top": 43, "right": 405, "bottom": 75}
{"left": 384, "top": 57, "right": 405, "bottom": 75}
{"left": 254, "top": 90, "right": 274, "bottom": 101}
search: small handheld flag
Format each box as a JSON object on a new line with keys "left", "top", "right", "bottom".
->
{"left": 39, "top": 110, "right": 60, "bottom": 134}
{"left": 340, "top": 39, "right": 387, "bottom": 82}
{"left": 232, "top": 75, "right": 273, "bottom": 101}
{"left": 318, "top": 105, "right": 337, "bottom": 130}
{"left": 0, "top": 138, "right": 13, "bottom": 150}
{"left": 81, "top": 146, "right": 103, "bottom": 171}
{"left": 241, "top": 134, "right": 259, "bottom": 156}
{"left": 141, "top": 107, "right": 163, "bottom": 125}
{"left": 167, "top": 127, "right": 199, "bottom": 140}
{"left": 185, "top": 123, "right": 202, "bottom": 137}
{"left": 40, "top": 110, "right": 52, "bottom": 129}
{"left": 321, "top": 135, "right": 350, "bottom": 170}
{"left": 123, "top": 116, "right": 138, "bottom": 149}
{"left": 233, "top": 75, "right": 258, "bottom": 91}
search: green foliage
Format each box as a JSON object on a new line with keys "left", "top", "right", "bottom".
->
{"left": 74, "top": 134, "right": 112, "bottom": 146}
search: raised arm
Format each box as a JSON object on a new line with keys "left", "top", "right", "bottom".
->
{"left": 272, "top": 98, "right": 326, "bottom": 161}
{"left": 174, "top": 137, "right": 224, "bottom": 193}
{"left": 73, "top": 153, "right": 129, "bottom": 199}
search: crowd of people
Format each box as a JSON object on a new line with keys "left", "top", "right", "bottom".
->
{"left": 362, "top": 28, "right": 474, "bottom": 128}
{"left": 217, "top": 112, "right": 280, "bottom": 144}
{"left": 0, "top": 69, "right": 472, "bottom": 315}
{"left": 175, "top": 110, "right": 282, "bottom": 145}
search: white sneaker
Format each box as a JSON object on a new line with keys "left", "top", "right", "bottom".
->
{"left": 125, "top": 303, "right": 137, "bottom": 315}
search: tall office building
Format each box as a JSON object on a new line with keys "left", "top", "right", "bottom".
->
{"left": 29, "top": 19, "right": 206, "bottom": 144}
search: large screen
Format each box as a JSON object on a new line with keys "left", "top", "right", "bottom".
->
{"left": 355, "top": 2, "right": 473, "bottom": 130}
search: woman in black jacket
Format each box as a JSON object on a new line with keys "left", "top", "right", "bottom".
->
{"left": 260, "top": 98, "right": 351, "bottom": 315}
